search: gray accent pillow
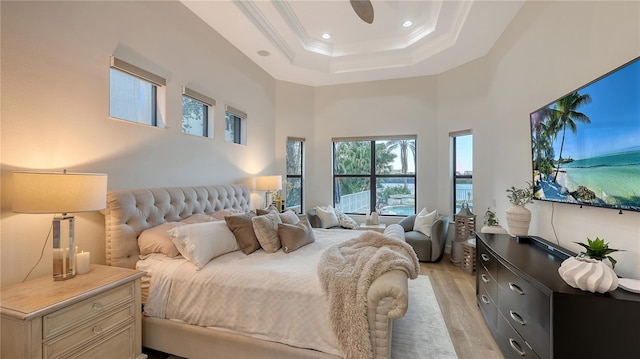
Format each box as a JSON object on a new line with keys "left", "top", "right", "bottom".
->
{"left": 279, "top": 210, "right": 300, "bottom": 224}
{"left": 252, "top": 210, "right": 282, "bottom": 253}
{"left": 225, "top": 212, "right": 260, "bottom": 254}
{"left": 138, "top": 222, "right": 184, "bottom": 257}
{"left": 278, "top": 217, "right": 315, "bottom": 253}
{"left": 336, "top": 210, "right": 359, "bottom": 229}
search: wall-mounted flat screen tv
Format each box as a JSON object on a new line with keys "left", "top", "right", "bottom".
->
{"left": 530, "top": 56, "right": 640, "bottom": 212}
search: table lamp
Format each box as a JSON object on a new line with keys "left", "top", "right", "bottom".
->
{"left": 12, "top": 171, "right": 108, "bottom": 280}
{"left": 255, "top": 175, "right": 282, "bottom": 208}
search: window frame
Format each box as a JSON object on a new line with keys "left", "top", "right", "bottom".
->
{"left": 332, "top": 136, "right": 417, "bottom": 216}
{"left": 181, "top": 87, "right": 215, "bottom": 138}
{"left": 285, "top": 137, "right": 305, "bottom": 214}
{"left": 225, "top": 105, "right": 247, "bottom": 145}
{"left": 109, "top": 56, "right": 166, "bottom": 127}
{"left": 451, "top": 131, "right": 473, "bottom": 214}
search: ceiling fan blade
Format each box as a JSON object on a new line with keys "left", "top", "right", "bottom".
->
{"left": 350, "top": 0, "right": 374, "bottom": 24}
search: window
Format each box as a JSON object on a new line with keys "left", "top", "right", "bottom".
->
{"left": 109, "top": 56, "right": 165, "bottom": 126}
{"left": 225, "top": 105, "right": 247, "bottom": 145}
{"left": 332, "top": 136, "right": 416, "bottom": 216}
{"left": 286, "top": 138, "right": 304, "bottom": 214}
{"left": 452, "top": 132, "right": 473, "bottom": 213}
{"left": 182, "top": 87, "right": 215, "bottom": 137}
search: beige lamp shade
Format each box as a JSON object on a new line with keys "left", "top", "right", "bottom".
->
{"left": 255, "top": 175, "right": 282, "bottom": 191}
{"left": 12, "top": 172, "right": 108, "bottom": 214}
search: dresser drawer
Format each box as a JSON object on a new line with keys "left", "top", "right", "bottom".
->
{"left": 496, "top": 312, "right": 539, "bottom": 359}
{"left": 43, "top": 282, "right": 134, "bottom": 340}
{"left": 477, "top": 240, "right": 498, "bottom": 279}
{"left": 69, "top": 322, "right": 135, "bottom": 359}
{"left": 478, "top": 285, "right": 498, "bottom": 330}
{"left": 498, "top": 264, "right": 550, "bottom": 359}
{"left": 43, "top": 302, "right": 135, "bottom": 358}
{"left": 478, "top": 262, "right": 498, "bottom": 301}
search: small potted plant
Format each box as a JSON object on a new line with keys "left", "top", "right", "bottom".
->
{"left": 480, "top": 208, "right": 507, "bottom": 234}
{"left": 505, "top": 181, "right": 534, "bottom": 237}
{"left": 558, "top": 237, "right": 620, "bottom": 293}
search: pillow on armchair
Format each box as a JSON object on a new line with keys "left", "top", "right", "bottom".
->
{"left": 398, "top": 212, "right": 449, "bottom": 262}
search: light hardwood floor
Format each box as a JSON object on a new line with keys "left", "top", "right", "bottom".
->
{"left": 421, "top": 254, "right": 504, "bottom": 359}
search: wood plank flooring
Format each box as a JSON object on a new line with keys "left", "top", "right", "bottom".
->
{"left": 421, "top": 254, "right": 504, "bottom": 359}
{"left": 145, "top": 254, "right": 504, "bottom": 359}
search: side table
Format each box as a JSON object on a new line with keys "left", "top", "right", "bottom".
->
{"left": 359, "top": 223, "right": 386, "bottom": 233}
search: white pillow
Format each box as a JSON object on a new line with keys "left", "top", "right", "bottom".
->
{"left": 167, "top": 221, "right": 240, "bottom": 269}
{"left": 315, "top": 205, "right": 340, "bottom": 228}
{"left": 413, "top": 208, "right": 438, "bottom": 236}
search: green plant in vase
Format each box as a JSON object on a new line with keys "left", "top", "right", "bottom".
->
{"left": 575, "top": 237, "right": 620, "bottom": 268}
{"left": 505, "top": 181, "right": 534, "bottom": 237}
{"left": 558, "top": 237, "right": 621, "bottom": 293}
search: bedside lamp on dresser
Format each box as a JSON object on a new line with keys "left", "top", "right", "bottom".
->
{"left": 3, "top": 170, "right": 147, "bottom": 358}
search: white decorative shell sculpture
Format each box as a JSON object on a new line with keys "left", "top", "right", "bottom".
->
{"left": 558, "top": 256, "right": 619, "bottom": 293}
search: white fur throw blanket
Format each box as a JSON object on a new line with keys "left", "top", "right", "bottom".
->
{"left": 318, "top": 230, "right": 420, "bottom": 359}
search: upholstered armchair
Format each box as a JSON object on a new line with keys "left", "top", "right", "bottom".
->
{"left": 397, "top": 215, "right": 450, "bottom": 262}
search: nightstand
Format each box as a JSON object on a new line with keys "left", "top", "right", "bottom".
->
{"left": 1, "top": 265, "right": 146, "bottom": 359}
{"left": 358, "top": 223, "right": 386, "bottom": 233}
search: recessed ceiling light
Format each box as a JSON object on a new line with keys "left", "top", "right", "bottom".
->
{"left": 322, "top": 33, "right": 332, "bottom": 40}
{"left": 402, "top": 20, "right": 413, "bottom": 28}
{"left": 257, "top": 50, "right": 270, "bottom": 56}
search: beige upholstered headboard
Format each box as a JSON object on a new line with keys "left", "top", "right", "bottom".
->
{"left": 104, "top": 184, "right": 251, "bottom": 269}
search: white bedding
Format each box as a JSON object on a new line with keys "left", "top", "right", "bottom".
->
{"left": 138, "top": 228, "right": 361, "bottom": 356}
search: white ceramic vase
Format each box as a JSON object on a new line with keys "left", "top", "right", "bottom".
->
{"left": 505, "top": 205, "right": 531, "bottom": 237}
{"left": 558, "top": 256, "right": 618, "bottom": 293}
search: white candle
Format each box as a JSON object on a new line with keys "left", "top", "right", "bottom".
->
{"left": 76, "top": 251, "right": 91, "bottom": 275}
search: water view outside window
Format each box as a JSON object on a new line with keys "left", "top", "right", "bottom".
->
{"left": 109, "top": 68, "right": 156, "bottom": 126}
{"left": 182, "top": 96, "right": 208, "bottom": 137}
{"left": 286, "top": 139, "right": 304, "bottom": 213}
{"left": 333, "top": 138, "right": 416, "bottom": 216}
{"left": 453, "top": 134, "right": 473, "bottom": 213}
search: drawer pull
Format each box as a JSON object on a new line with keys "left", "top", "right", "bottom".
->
{"left": 91, "top": 325, "right": 103, "bottom": 334}
{"left": 481, "top": 274, "right": 490, "bottom": 283}
{"left": 509, "top": 338, "right": 526, "bottom": 356}
{"left": 481, "top": 254, "right": 490, "bottom": 262}
{"left": 481, "top": 295, "right": 490, "bottom": 304}
{"left": 510, "top": 310, "right": 526, "bottom": 326}
{"left": 91, "top": 302, "right": 103, "bottom": 311}
{"left": 508, "top": 282, "right": 525, "bottom": 295}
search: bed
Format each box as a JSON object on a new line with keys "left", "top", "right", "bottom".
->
{"left": 104, "top": 184, "right": 417, "bottom": 359}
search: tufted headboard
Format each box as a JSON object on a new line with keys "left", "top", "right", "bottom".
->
{"left": 104, "top": 184, "right": 251, "bottom": 269}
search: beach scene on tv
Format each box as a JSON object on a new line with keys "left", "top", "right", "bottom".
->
{"left": 530, "top": 58, "right": 640, "bottom": 212}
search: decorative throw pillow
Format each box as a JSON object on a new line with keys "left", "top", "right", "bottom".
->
{"left": 252, "top": 210, "right": 282, "bottom": 253}
{"left": 278, "top": 217, "right": 316, "bottom": 253}
{"left": 315, "top": 205, "right": 340, "bottom": 228}
{"left": 256, "top": 205, "right": 278, "bottom": 216}
{"left": 167, "top": 221, "right": 240, "bottom": 269}
{"left": 211, "top": 208, "right": 244, "bottom": 221}
{"left": 279, "top": 210, "right": 300, "bottom": 224}
{"left": 180, "top": 213, "right": 217, "bottom": 224}
{"left": 384, "top": 224, "right": 406, "bottom": 242}
{"left": 335, "top": 210, "right": 359, "bottom": 229}
{"left": 138, "top": 222, "right": 185, "bottom": 258}
{"left": 413, "top": 208, "right": 438, "bottom": 236}
{"left": 224, "top": 212, "right": 260, "bottom": 254}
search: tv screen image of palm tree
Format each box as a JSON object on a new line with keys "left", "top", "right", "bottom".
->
{"left": 530, "top": 57, "right": 640, "bottom": 210}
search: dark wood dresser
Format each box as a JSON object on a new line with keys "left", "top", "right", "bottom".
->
{"left": 476, "top": 233, "right": 640, "bottom": 359}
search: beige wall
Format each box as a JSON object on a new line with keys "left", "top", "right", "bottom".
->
{"left": 437, "top": 1, "right": 640, "bottom": 278}
{"left": 2, "top": 1, "right": 639, "bottom": 287}
{"left": 1, "top": 1, "right": 277, "bottom": 286}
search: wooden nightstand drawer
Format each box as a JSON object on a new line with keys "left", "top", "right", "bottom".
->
{"left": 43, "top": 282, "right": 134, "bottom": 340}
{"left": 69, "top": 322, "right": 136, "bottom": 359}
{"left": 43, "top": 302, "right": 135, "bottom": 358}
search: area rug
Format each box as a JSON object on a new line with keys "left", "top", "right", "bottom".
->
{"left": 164, "top": 275, "right": 457, "bottom": 359}
{"left": 391, "top": 275, "right": 458, "bottom": 359}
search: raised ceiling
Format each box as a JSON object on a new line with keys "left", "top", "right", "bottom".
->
{"left": 180, "top": 0, "right": 525, "bottom": 87}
